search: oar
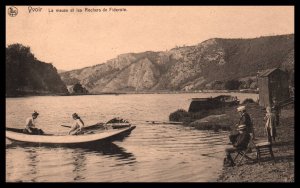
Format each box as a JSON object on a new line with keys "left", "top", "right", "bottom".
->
{"left": 61, "top": 123, "right": 106, "bottom": 129}
{"left": 61, "top": 125, "right": 71, "bottom": 128}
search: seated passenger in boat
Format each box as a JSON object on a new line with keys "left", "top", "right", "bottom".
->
{"left": 69, "top": 113, "right": 85, "bottom": 135}
{"left": 24, "top": 111, "right": 44, "bottom": 135}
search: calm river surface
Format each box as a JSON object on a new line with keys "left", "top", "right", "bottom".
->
{"left": 6, "top": 93, "right": 258, "bottom": 182}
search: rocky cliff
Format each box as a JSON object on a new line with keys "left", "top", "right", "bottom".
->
{"left": 60, "top": 34, "right": 294, "bottom": 93}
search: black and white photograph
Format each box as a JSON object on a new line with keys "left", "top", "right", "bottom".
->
{"left": 5, "top": 5, "right": 294, "bottom": 182}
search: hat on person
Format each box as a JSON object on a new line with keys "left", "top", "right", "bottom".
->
{"left": 32, "top": 111, "right": 39, "bottom": 116}
{"left": 237, "top": 106, "right": 246, "bottom": 112}
{"left": 237, "top": 124, "right": 247, "bottom": 130}
{"left": 72, "top": 113, "right": 79, "bottom": 118}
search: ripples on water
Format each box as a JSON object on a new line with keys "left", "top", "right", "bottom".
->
{"left": 6, "top": 93, "right": 258, "bottom": 182}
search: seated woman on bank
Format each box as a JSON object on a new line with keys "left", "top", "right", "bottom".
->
{"left": 69, "top": 113, "right": 85, "bottom": 135}
{"left": 24, "top": 111, "right": 44, "bottom": 135}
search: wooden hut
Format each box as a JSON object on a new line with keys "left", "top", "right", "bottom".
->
{"left": 257, "top": 68, "right": 290, "bottom": 107}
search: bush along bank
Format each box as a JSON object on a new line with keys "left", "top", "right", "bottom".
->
{"left": 169, "top": 98, "right": 259, "bottom": 131}
{"left": 169, "top": 104, "right": 241, "bottom": 131}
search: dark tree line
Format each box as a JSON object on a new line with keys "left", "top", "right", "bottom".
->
{"left": 72, "top": 83, "right": 88, "bottom": 94}
{"left": 6, "top": 43, "right": 68, "bottom": 96}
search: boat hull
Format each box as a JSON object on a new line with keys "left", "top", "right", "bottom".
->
{"left": 6, "top": 126, "right": 136, "bottom": 145}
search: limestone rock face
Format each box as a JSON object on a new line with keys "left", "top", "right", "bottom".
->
{"left": 60, "top": 34, "right": 294, "bottom": 93}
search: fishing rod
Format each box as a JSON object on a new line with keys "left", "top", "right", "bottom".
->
{"left": 201, "top": 150, "right": 225, "bottom": 156}
{"left": 144, "top": 120, "right": 183, "bottom": 125}
{"left": 60, "top": 124, "right": 72, "bottom": 128}
{"left": 60, "top": 118, "right": 183, "bottom": 128}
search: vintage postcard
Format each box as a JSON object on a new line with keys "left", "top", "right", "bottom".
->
{"left": 6, "top": 5, "right": 294, "bottom": 182}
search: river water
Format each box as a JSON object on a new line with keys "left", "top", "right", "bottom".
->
{"left": 6, "top": 93, "right": 258, "bottom": 182}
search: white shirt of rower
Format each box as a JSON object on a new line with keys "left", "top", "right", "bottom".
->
{"left": 26, "top": 117, "right": 36, "bottom": 128}
{"left": 73, "top": 119, "right": 84, "bottom": 129}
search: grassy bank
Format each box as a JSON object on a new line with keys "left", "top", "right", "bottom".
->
{"left": 217, "top": 104, "right": 294, "bottom": 182}
{"left": 169, "top": 100, "right": 256, "bottom": 131}
{"left": 169, "top": 102, "right": 294, "bottom": 182}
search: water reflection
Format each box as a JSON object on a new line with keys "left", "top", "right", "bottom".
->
{"left": 7, "top": 141, "right": 135, "bottom": 159}
{"left": 6, "top": 141, "right": 136, "bottom": 182}
{"left": 70, "top": 142, "right": 137, "bottom": 181}
{"left": 75, "top": 142, "right": 136, "bottom": 162}
{"left": 72, "top": 151, "right": 87, "bottom": 181}
{"left": 26, "top": 148, "right": 38, "bottom": 182}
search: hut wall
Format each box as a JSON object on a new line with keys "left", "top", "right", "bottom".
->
{"left": 269, "top": 72, "right": 290, "bottom": 102}
{"left": 258, "top": 69, "right": 290, "bottom": 107}
{"left": 258, "top": 77, "right": 271, "bottom": 107}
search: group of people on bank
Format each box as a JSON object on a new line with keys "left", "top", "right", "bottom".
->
{"left": 224, "top": 97, "right": 281, "bottom": 167}
{"left": 24, "top": 112, "right": 85, "bottom": 135}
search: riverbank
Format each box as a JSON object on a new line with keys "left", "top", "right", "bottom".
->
{"left": 6, "top": 89, "right": 259, "bottom": 98}
{"left": 217, "top": 103, "right": 294, "bottom": 182}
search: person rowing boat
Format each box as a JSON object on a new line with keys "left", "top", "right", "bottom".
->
{"left": 23, "top": 111, "right": 44, "bottom": 135}
{"left": 69, "top": 113, "right": 85, "bottom": 135}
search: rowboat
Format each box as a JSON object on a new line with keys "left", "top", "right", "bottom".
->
{"left": 6, "top": 125, "right": 136, "bottom": 145}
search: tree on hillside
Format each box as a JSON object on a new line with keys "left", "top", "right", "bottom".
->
{"left": 6, "top": 43, "right": 68, "bottom": 96}
{"left": 290, "top": 70, "right": 294, "bottom": 87}
{"left": 239, "top": 78, "right": 254, "bottom": 89}
{"left": 72, "top": 83, "right": 88, "bottom": 94}
{"left": 211, "top": 81, "right": 225, "bottom": 90}
{"left": 224, "top": 79, "right": 241, "bottom": 90}
{"left": 6, "top": 44, "right": 34, "bottom": 93}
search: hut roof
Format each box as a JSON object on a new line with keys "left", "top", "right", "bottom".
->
{"left": 259, "top": 68, "right": 279, "bottom": 77}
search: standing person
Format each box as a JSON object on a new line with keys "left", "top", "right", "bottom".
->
{"left": 264, "top": 106, "right": 277, "bottom": 143}
{"left": 224, "top": 124, "right": 251, "bottom": 167}
{"left": 271, "top": 97, "right": 281, "bottom": 127}
{"left": 69, "top": 113, "right": 85, "bottom": 135}
{"left": 24, "top": 111, "right": 44, "bottom": 135}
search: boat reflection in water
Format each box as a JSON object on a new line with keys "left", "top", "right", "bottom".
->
{"left": 69, "top": 142, "right": 136, "bottom": 181}
{"left": 6, "top": 135, "right": 136, "bottom": 182}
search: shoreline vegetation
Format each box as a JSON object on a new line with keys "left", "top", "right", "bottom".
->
{"left": 6, "top": 89, "right": 258, "bottom": 98}
{"left": 169, "top": 101, "right": 294, "bottom": 182}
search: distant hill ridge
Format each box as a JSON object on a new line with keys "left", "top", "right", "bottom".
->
{"left": 57, "top": 33, "right": 293, "bottom": 93}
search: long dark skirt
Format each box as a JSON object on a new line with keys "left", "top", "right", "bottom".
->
{"left": 23, "top": 127, "right": 44, "bottom": 135}
{"left": 229, "top": 132, "right": 239, "bottom": 144}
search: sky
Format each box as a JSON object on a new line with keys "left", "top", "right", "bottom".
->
{"left": 6, "top": 6, "right": 294, "bottom": 71}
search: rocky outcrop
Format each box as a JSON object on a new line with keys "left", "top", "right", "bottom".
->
{"left": 60, "top": 34, "right": 294, "bottom": 93}
{"left": 189, "top": 114, "right": 234, "bottom": 131}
